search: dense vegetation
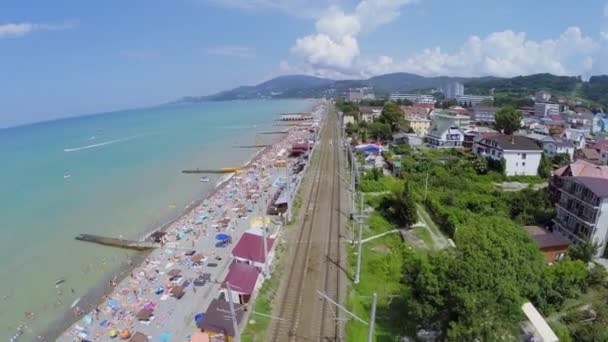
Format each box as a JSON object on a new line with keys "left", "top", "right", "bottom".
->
{"left": 464, "top": 73, "right": 581, "bottom": 95}
{"left": 353, "top": 147, "right": 607, "bottom": 340}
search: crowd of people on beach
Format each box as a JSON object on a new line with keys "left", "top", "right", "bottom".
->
{"left": 47, "top": 102, "right": 327, "bottom": 342}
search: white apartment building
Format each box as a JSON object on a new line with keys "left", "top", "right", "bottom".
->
{"left": 473, "top": 134, "right": 543, "bottom": 176}
{"left": 534, "top": 102, "right": 561, "bottom": 117}
{"left": 442, "top": 82, "right": 464, "bottom": 99}
{"left": 425, "top": 120, "right": 464, "bottom": 148}
{"left": 430, "top": 109, "right": 471, "bottom": 129}
{"left": 455, "top": 95, "right": 494, "bottom": 106}
{"left": 553, "top": 177, "right": 608, "bottom": 257}
{"left": 389, "top": 93, "right": 435, "bottom": 104}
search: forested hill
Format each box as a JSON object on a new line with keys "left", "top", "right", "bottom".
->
{"left": 463, "top": 73, "right": 583, "bottom": 94}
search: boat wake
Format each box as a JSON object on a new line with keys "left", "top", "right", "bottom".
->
{"left": 64, "top": 135, "right": 140, "bottom": 152}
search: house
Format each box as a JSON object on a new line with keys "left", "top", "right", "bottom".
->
{"left": 343, "top": 115, "right": 355, "bottom": 127}
{"left": 552, "top": 177, "right": 608, "bottom": 257}
{"left": 543, "top": 140, "right": 575, "bottom": 160}
{"left": 535, "top": 91, "right": 552, "bottom": 102}
{"left": 550, "top": 159, "right": 608, "bottom": 201}
{"left": 430, "top": 109, "right": 471, "bottom": 129}
{"left": 525, "top": 226, "right": 570, "bottom": 264}
{"left": 231, "top": 232, "right": 275, "bottom": 270}
{"left": 534, "top": 102, "right": 560, "bottom": 117}
{"left": 577, "top": 148, "right": 601, "bottom": 164}
{"left": 469, "top": 106, "right": 498, "bottom": 124}
{"left": 473, "top": 134, "right": 543, "bottom": 176}
{"left": 403, "top": 116, "right": 431, "bottom": 137}
{"left": 561, "top": 128, "right": 587, "bottom": 149}
{"left": 359, "top": 106, "right": 382, "bottom": 123}
{"left": 425, "top": 120, "right": 464, "bottom": 149}
{"left": 198, "top": 299, "right": 245, "bottom": 337}
{"left": 221, "top": 263, "right": 263, "bottom": 304}
{"left": 393, "top": 133, "right": 423, "bottom": 147}
{"left": 400, "top": 105, "right": 431, "bottom": 118}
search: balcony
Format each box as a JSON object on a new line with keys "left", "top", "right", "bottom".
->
{"left": 552, "top": 218, "right": 590, "bottom": 242}
{"left": 555, "top": 203, "right": 597, "bottom": 227}
{"left": 558, "top": 188, "right": 600, "bottom": 209}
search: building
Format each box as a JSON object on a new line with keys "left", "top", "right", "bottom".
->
{"left": 389, "top": 93, "right": 435, "bottom": 105}
{"left": 231, "top": 232, "right": 275, "bottom": 270}
{"left": 455, "top": 94, "right": 494, "bottom": 106}
{"left": 469, "top": 106, "right": 498, "bottom": 124}
{"left": 534, "top": 102, "right": 560, "bottom": 117}
{"left": 343, "top": 115, "right": 355, "bottom": 127}
{"left": 561, "top": 128, "right": 587, "bottom": 149}
{"left": 473, "top": 134, "right": 543, "bottom": 176}
{"left": 403, "top": 116, "right": 431, "bottom": 137}
{"left": 347, "top": 87, "right": 373, "bottom": 102}
{"left": 198, "top": 299, "right": 245, "bottom": 337}
{"left": 400, "top": 105, "right": 431, "bottom": 118}
{"left": 525, "top": 226, "right": 570, "bottom": 264}
{"left": 430, "top": 109, "right": 471, "bottom": 129}
{"left": 393, "top": 133, "right": 423, "bottom": 147}
{"left": 280, "top": 112, "right": 313, "bottom": 121}
{"left": 425, "top": 120, "right": 465, "bottom": 148}
{"left": 553, "top": 176, "right": 608, "bottom": 257}
{"left": 535, "top": 91, "right": 552, "bottom": 102}
{"left": 543, "top": 140, "right": 575, "bottom": 160}
{"left": 442, "top": 82, "right": 464, "bottom": 99}
{"left": 359, "top": 106, "right": 382, "bottom": 123}
{"left": 221, "top": 263, "right": 263, "bottom": 304}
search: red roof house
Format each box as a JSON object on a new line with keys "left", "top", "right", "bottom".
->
{"left": 231, "top": 232, "right": 275, "bottom": 268}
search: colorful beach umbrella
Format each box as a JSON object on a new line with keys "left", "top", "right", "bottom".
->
{"left": 108, "top": 328, "right": 118, "bottom": 338}
{"left": 215, "top": 233, "right": 230, "bottom": 242}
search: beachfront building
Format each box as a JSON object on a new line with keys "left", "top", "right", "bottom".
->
{"left": 221, "top": 263, "right": 263, "bottom": 304}
{"left": 389, "top": 93, "right": 435, "bottom": 105}
{"left": 198, "top": 299, "right": 245, "bottom": 338}
{"left": 473, "top": 134, "right": 543, "bottom": 176}
{"left": 231, "top": 232, "right": 275, "bottom": 270}
{"left": 403, "top": 116, "right": 431, "bottom": 137}
{"left": 281, "top": 112, "right": 313, "bottom": 121}
{"left": 552, "top": 177, "right": 608, "bottom": 257}
{"left": 425, "top": 119, "right": 465, "bottom": 149}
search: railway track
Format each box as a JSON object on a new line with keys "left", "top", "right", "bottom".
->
{"left": 267, "top": 109, "right": 344, "bottom": 342}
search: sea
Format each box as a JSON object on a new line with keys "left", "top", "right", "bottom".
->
{"left": 0, "top": 99, "right": 311, "bottom": 340}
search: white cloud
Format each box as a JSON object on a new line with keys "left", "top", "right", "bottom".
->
{"left": 291, "top": 0, "right": 416, "bottom": 70}
{"left": 356, "top": 27, "right": 598, "bottom": 78}
{"left": 0, "top": 21, "right": 76, "bottom": 39}
{"left": 206, "top": 46, "right": 256, "bottom": 58}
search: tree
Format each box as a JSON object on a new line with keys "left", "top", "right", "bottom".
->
{"left": 368, "top": 122, "right": 392, "bottom": 141}
{"left": 494, "top": 105, "right": 522, "bottom": 135}
{"left": 536, "top": 260, "right": 589, "bottom": 312}
{"left": 379, "top": 102, "right": 403, "bottom": 132}
{"left": 538, "top": 154, "right": 552, "bottom": 178}
{"left": 552, "top": 153, "right": 571, "bottom": 167}
{"left": 472, "top": 157, "right": 488, "bottom": 175}
{"left": 569, "top": 240, "right": 600, "bottom": 263}
{"left": 380, "top": 182, "right": 418, "bottom": 227}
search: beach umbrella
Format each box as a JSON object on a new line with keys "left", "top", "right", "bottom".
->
{"left": 119, "top": 329, "right": 131, "bottom": 340}
{"left": 190, "top": 332, "right": 210, "bottom": 342}
{"left": 160, "top": 332, "right": 172, "bottom": 342}
{"left": 108, "top": 328, "right": 118, "bottom": 338}
{"left": 129, "top": 332, "right": 149, "bottom": 342}
{"left": 215, "top": 233, "right": 230, "bottom": 242}
{"left": 194, "top": 312, "right": 205, "bottom": 325}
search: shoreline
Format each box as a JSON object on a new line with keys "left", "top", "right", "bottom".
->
{"left": 42, "top": 107, "right": 312, "bottom": 341}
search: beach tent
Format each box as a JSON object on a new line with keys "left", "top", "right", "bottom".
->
{"left": 190, "top": 332, "right": 210, "bottom": 342}
{"left": 170, "top": 285, "right": 185, "bottom": 299}
{"left": 129, "top": 332, "right": 149, "bottom": 342}
{"left": 119, "top": 329, "right": 131, "bottom": 339}
{"left": 167, "top": 269, "right": 181, "bottom": 280}
{"left": 191, "top": 254, "right": 205, "bottom": 264}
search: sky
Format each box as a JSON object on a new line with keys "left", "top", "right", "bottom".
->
{"left": 2, "top": 0, "right": 608, "bottom": 127}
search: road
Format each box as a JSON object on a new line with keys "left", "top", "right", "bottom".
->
{"left": 268, "top": 107, "right": 348, "bottom": 341}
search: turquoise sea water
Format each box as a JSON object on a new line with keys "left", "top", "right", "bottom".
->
{"left": 0, "top": 100, "right": 310, "bottom": 339}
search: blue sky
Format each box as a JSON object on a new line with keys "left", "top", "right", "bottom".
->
{"left": 1, "top": 0, "right": 608, "bottom": 127}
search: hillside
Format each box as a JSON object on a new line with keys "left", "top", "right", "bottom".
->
{"left": 173, "top": 72, "right": 608, "bottom": 109}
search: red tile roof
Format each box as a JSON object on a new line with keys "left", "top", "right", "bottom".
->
{"left": 232, "top": 232, "right": 275, "bottom": 263}
{"left": 222, "top": 263, "right": 260, "bottom": 294}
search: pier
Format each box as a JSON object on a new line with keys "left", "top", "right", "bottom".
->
{"left": 75, "top": 234, "right": 158, "bottom": 251}
{"left": 181, "top": 167, "right": 242, "bottom": 174}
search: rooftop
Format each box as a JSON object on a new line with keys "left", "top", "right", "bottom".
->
{"left": 568, "top": 176, "right": 608, "bottom": 198}
{"left": 524, "top": 226, "right": 570, "bottom": 249}
{"left": 232, "top": 232, "right": 275, "bottom": 263}
{"left": 198, "top": 299, "right": 244, "bottom": 337}
{"left": 554, "top": 159, "right": 608, "bottom": 178}
{"left": 222, "top": 263, "right": 260, "bottom": 294}
{"left": 482, "top": 134, "right": 542, "bottom": 151}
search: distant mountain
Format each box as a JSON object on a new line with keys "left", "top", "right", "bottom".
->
{"left": 173, "top": 72, "right": 608, "bottom": 108}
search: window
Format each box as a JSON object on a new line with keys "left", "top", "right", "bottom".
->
{"left": 522, "top": 153, "right": 527, "bottom": 160}
{"left": 522, "top": 162, "right": 526, "bottom": 166}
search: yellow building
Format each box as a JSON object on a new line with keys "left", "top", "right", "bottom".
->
{"left": 404, "top": 116, "right": 431, "bottom": 137}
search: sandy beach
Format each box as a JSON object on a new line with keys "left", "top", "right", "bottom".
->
{"left": 38, "top": 101, "right": 329, "bottom": 342}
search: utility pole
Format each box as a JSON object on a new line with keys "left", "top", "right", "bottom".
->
{"left": 367, "top": 293, "right": 378, "bottom": 342}
{"left": 225, "top": 282, "right": 241, "bottom": 342}
{"left": 355, "top": 191, "right": 364, "bottom": 284}
{"left": 424, "top": 170, "right": 429, "bottom": 202}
